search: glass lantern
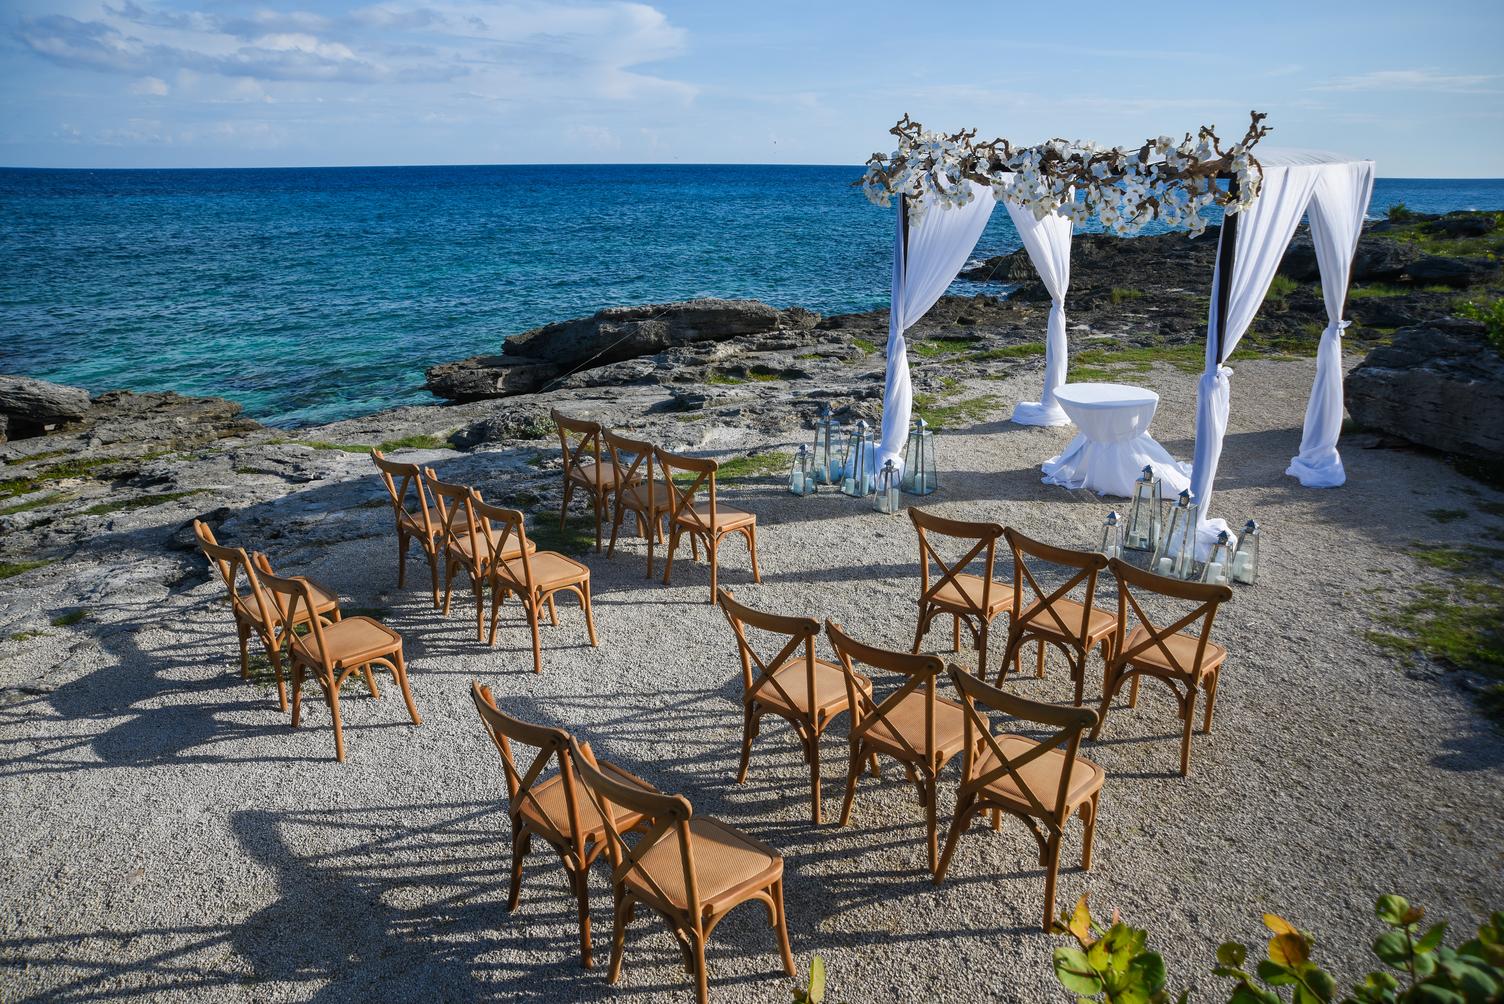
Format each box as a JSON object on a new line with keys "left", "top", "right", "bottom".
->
{"left": 1124, "top": 465, "right": 1161, "bottom": 551}
{"left": 811, "top": 403, "right": 840, "bottom": 486}
{"left": 1200, "top": 530, "right": 1233, "bottom": 585}
{"left": 1099, "top": 510, "right": 1123, "bottom": 560}
{"left": 1154, "top": 489, "right": 1198, "bottom": 579}
{"left": 1231, "top": 519, "right": 1260, "bottom": 585}
{"left": 840, "top": 420, "right": 876, "bottom": 498}
{"left": 900, "top": 417, "right": 937, "bottom": 496}
{"left": 875, "top": 459, "right": 901, "bottom": 514}
{"left": 789, "top": 445, "right": 816, "bottom": 497}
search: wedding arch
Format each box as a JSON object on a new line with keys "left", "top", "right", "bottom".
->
{"left": 859, "top": 112, "right": 1375, "bottom": 555}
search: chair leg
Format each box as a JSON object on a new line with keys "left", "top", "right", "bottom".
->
{"left": 1041, "top": 833, "right": 1064, "bottom": 932}
{"left": 581, "top": 583, "right": 599, "bottom": 647}
{"left": 977, "top": 621, "right": 990, "bottom": 680}
{"left": 607, "top": 893, "right": 631, "bottom": 985}
{"left": 326, "top": 670, "right": 346, "bottom": 763}
{"left": 746, "top": 525, "right": 762, "bottom": 583}
{"left": 808, "top": 733, "right": 822, "bottom": 825}
{"left": 925, "top": 778, "right": 939, "bottom": 877}
{"left": 736, "top": 705, "right": 756, "bottom": 783}
{"left": 472, "top": 575, "right": 485, "bottom": 642}
{"left": 1081, "top": 793, "right": 1099, "bottom": 870}
{"left": 593, "top": 490, "right": 604, "bottom": 553}
{"left": 507, "top": 830, "right": 529, "bottom": 911}
{"left": 1201, "top": 671, "right": 1220, "bottom": 733}
{"left": 645, "top": 512, "right": 656, "bottom": 579}
{"left": 393, "top": 647, "right": 421, "bottom": 725}
{"left": 1072, "top": 650, "right": 1085, "bottom": 708}
{"left": 707, "top": 533, "right": 719, "bottom": 604}
{"left": 998, "top": 629, "right": 1024, "bottom": 687}
{"left": 290, "top": 664, "right": 305, "bottom": 727}
{"left": 268, "top": 644, "right": 288, "bottom": 713}
{"left": 559, "top": 479, "right": 573, "bottom": 532}
{"left": 546, "top": 594, "right": 558, "bottom": 627}
{"left": 1128, "top": 673, "right": 1141, "bottom": 707}
{"left": 528, "top": 602, "right": 543, "bottom": 674}
{"left": 607, "top": 498, "right": 626, "bottom": 558}
{"left": 1180, "top": 688, "right": 1197, "bottom": 776}
{"left": 691, "top": 933, "right": 709, "bottom": 1004}
{"left": 952, "top": 614, "right": 961, "bottom": 653}
{"left": 772, "top": 880, "right": 796, "bottom": 978}
{"left": 426, "top": 548, "right": 441, "bottom": 609}
{"left": 662, "top": 525, "right": 681, "bottom": 586}
{"left": 361, "top": 663, "right": 381, "bottom": 700}
{"left": 442, "top": 559, "right": 459, "bottom": 616}
{"left": 1036, "top": 639, "right": 1046, "bottom": 678}
{"left": 912, "top": 603, "right": 929, "bottom": 654}
{"left": 839, "top": 744, "right": 862, "bottom": 826}
{"left": 397, "top": 530, "right": 408, "bottom": 587}
{"left": 933, "top": 796, "right": 974, "bottom": 884}
{"left": 573, "top": 869, "right": 593, "bottom": 970}
{"left": 1091, "top": 663, "right": 1122, "bottom": 740}
{"left": 691, "top": 533, "right": 699, "bottom": 562}
{"left": 487, "top": 579, "right": 505, "bottom": 647}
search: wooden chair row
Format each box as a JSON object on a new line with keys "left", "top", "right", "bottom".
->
{"left": 554, "top": 411, "right": 763, "bottom": 603}
{"left": 371, "top": 450, "right": 596, "bottom": 674}
{"left": 718, "top": 591, "right": 1101, "bottom": 930}
{"left": 909, "top": 508, "right": 1232, "bottom": 776}
{"left": 471, "top": 683, "right": 793, "bottom": 1004}
{"left": 192, "top": 521, "right": 419, "bottom": 762}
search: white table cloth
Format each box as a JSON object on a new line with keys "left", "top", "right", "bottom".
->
{"left": 1041, "top": 382, "right": 1192, "bottom": 497}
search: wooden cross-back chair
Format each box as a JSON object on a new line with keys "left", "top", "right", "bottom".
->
{"left": 1095, "top": 557, "right": 1232, "bottom": 776}
{"left": 825, "top": 620, "right": 967, "bottom": 877}
{"left": 257, "top": 566, "right": 419, "bottom": 762}
{"left": 602, "top": 429, "right": 671, "bottom": 577}
{"left": 999, "top": 528, "right": 1115, "bottom": 707}
{"left": 909, "top": 507, "right": 1014, "bottom": 680}
{"left": 716, "top": 588, "right": 872, "bottom": 824}
{"left": 568, "top": 737, "right": 794, "bottom": 1004}
{"left": 656, "top": 448, "right": 761, "bottom": 604}
{"left": 934, "top": 665, "right": 1104, "bottom": 931}
{"left": 468, "top": 682, "right": 656, "bottom": 969}
{"left": 473, "top": 498, "right": 597, "bottom": 674}
{"left": 192, "top": 520, "right": 340, "bottom": 711}
{"left": 553, "top": 410, "right": 637, "bottom": 553}
{"left": 424, "top": 471, "right": 536, "bottom": 641}
{"left": 370, "top": 449, "right": 442, "bottom": 608}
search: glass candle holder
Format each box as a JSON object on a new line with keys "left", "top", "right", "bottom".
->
{"left": 840, "top": 420, "right": 876, "bottom": 498}
{"left": 811, "top": 403, "right": 840, "bottom": 486}
{"left": 1231, "top": 519, "right": 1259, "bottom": 585}
{"left": 900, "top": 418, "right": 937, "bottom": 496}
{"left": 789, "top": 444, "right": 816, "bottom": 497}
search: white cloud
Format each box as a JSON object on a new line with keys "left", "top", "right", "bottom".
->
{"left": 1320, "top": 69, "right": 1499, "bottom": 94}
{"left": 130, "top": 75, "right": 168, "bottom": 95}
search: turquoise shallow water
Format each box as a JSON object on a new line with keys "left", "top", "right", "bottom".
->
{"left": 1, "top": 165, "right": 1500, "bottom": 428}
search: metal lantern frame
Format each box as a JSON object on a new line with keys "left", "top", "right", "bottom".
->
{"left": 1200, "top": 530, "right": 1233, "bottom": 585}
{"left": 900, "top": 417, "right": 937, "bottom": 496}
{"left": 1232, "top": 518, "right": 1260, "bottom": 585}
{"left": 1155, "top": 489, "right": 1199, "bottom": 580}
{"left": 1125, "top": 465, "right": 1162, "bottom": 552}
{"left": 840, "top": 420, "right": 877, "bottom": 498}
{"left": 812, "top": 403, "right": 840, "bottom": 486}
{"left": 789, "top": 444, "right": 816, "bottom": 497}
{"left": 1099, "top": 510, "right": 1123, "bottom": 560}
{"left": 875, "top": 459, "right": 901, "bottom": 513}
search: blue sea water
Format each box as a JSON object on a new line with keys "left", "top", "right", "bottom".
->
{"left": 2, "top": 165, "right": 1500, "bottom": 428}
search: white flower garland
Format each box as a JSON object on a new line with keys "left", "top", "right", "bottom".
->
{"left": 860, "top": 111, "right": 1271, "bottom": 235}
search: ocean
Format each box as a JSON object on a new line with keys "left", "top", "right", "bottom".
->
{"left": 2, "top": 165, "right": 1500, "bottom": 428}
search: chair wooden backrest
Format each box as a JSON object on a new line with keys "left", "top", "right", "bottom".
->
{"left": 825, "top": 620, "right": 947, "bottom": 770}
{"left": 568, "top": 736, "right": 702, "bottom": 918}
{"left": 256, "top": 566, "right": 332, "bottom": 669}
{"left": 1108, "top": 557, "right": 1231, "bottom": 681}
{"left": 553, "top": 410, "right": 605, "bottom": 485}
{"left": 423, "top": 469, "right": 482, "bottom": 558}
{"left": 1004, "top": 528, "right": 1109, "bottom": 643}
{"left": 654, "top": 448, "right": 716, "bottom": 533}
{"left": 470, "top": 682, "right": 591, "bottom": 862}
{"left": 371, "top": 449, "right": 437, "bottom": 541}
{"left": 472, "top": 498, "right": 538, "bottom": 595}
{"left": 948, "top": 664, "right": 1097, "bottom": 823}
{"left": 193, "top": 520, "right": 277, "bottom": 629}
{"left": 717, "top": 588, "right": 820, "bottom": 714}
{"left": 603, "top": 429, "right": 659, "bottom": 508}
{"left": 909, "top": 507, "right": 1005, "bottom": 618}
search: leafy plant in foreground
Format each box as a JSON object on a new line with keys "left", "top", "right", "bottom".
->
{"left": 1052, "top": 896, "right": 1182, "bottom": 1003}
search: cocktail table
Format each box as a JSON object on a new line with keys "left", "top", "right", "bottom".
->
{"left": 1040, "top": 382, "right": 1191, "bottom": 498}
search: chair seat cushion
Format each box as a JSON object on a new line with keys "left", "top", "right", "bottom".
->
{"left": 864, "top": 692, "right": 968, "bottom": 763}
{"left": 627, "top": 816, "right": 782, "bottom": 912}
{"left": 1122, "top": 624, "right": 1227, "bottom": 676}
{"left": 975, "top": 734, "right": 1105, "bottom": 811}
{"left": 930, "top": 573, "right": 1013, "bottom": 616}
{"left": 292, "top": 616, "right": 401, "bottom": 667}
{"left": 1018, "top": 597, "right": 1115, "bottom": 643}
{"left": 621, "top": 479, "right": 674, "bottom": 512}
{"left": 496, "top": 551, "right": 590, "bottom": 592}
{"left": 518, "top": 761, "right": 649, "bottom": 840}
{"left": 448, "top": 526, "right": 537, "bottom": 563}
{"left": 569, "top": 460, "right": 636, "bottom": 490}
{"left": 754, "top": 658, "right": 870, "bottom": 718}
{"left": 238, "top": 577, "right": 339, "bottom": 628}
{"left": 674, "top": 501, "right": 755, "bottom": 531}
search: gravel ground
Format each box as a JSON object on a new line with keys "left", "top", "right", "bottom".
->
{"left": 2, "top": 357, "right": 1502, "bottom": 1004}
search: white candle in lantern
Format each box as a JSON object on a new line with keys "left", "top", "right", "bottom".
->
{"left": 1231, "top": 552, "right": 1250, "bottom": 582}
{"left": 791, "top": 471, "right": 805, "bottom": 494}
{"left": 1156, "top": 557, "right": 1173, "bottom": 576}
{"left": 1206, "top": 562, "right": 1224, "bottom": 585}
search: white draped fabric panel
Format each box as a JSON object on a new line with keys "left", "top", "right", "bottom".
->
{"left": 1002, "top": 187, "right": 1074, "bottom": 426}
{"left": 1189, "top": 163, "right": 1322, "bottom": 555}
{"left": 879, "top": 182, "right": 996, "bottom": 470}
{"left": 1286, "top": 160, "right": 1376, "bottom": 487}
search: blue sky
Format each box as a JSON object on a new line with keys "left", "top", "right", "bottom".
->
{"left": 1, "top": 0, "right": 1500, "bottom": 174}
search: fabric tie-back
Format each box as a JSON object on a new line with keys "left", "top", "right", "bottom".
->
{"left": 879, "top": 182, "right": 996, "bottom": 470}
{"left": 1001, "top": 185, "right": 1074, "bottom": 427}
{"left": 1189, "top": 164, "right": 1323, "bottom": 556}
{"left": 1287, "top": 160, "right": 1376, "bottom": 487}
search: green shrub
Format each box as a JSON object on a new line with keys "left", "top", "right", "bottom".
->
{"left": 1050, "top": 895, "right": 1503, "bottom": 1004}
{"left": 1457, "top": 298, "right": 1504, "bottom": 353}
{"left": 1387, "top": 202, "right": 1415, "bottom": 222}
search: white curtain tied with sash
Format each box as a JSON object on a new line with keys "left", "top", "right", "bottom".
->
{"left": 879, "top": 182, "right": 996, "bottom": 470}
{"left": 1286, "top": 161, "right": 1376, "bottom": 487}
{"left": 1190, "top": 161, "right": 1322, "bottom": 554}
{"left": 1003, "top": 188, "right": 1074, "bottom": 427}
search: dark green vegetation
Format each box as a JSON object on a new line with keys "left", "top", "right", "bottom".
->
{"left": 1368, "top": 544, "right": 1504, "bottom": 722}
{"left": 1053, "top": 894, "right": 1503, "bottom": 1003}
{"left": 911, "top": 391, "right": 1001, "bottom": 430}
{"left": 0, "top": 457, "right": 117, "bottom": 501}
{"left": 0, "top": 559, "right": 52, "bottom": 580}
{"left": 80, "top": 490, "right": 204, "bottom": 517}
{"left": 269, "top": 433, "right": 449, "bottom": 454}
{"left": 49, "top": 609, "right": 87, "bottom": 627}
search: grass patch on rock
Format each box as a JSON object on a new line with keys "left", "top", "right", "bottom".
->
{"left": 49, "top": 609, "right": 87, "bottom": 627}
{"left": 80, "top": 490, "right": 205, "bottom": 517}
{"left": 1264, "top": 274, "right": 1301, "bottom": 303}
{"left": 850, "top": 337, "right": 878, "bottom": 356}
{"left": 0, "top": 457, "right": 119, "bottom": 501}
{"left": 717, "top": 451, "right": 792, "bottom": 483}
{"left": 1069, "top": 343, "right": 1206, "bottom": 380}
{"left": 1110, "top": 287, "right": 1145, "bottom": 304}
{"left": 377, "top": 433, "right": 448, "bottom": 452}
{"left": 525, "top": 513, "right": 596, "bottom": 556}
{"left": 0, "top": 559, "right": 52, "bottom": 580}
{"left": 0, "top": 492, "right": 75, "bottom": 516}
{"left": 911, "top": 392, "right": 1000, "bottom": 430}
{"left": 912, "top": 337, "right": 978, "bottom": 358}
{"left": 970, "top": 343, "right": 1046, "bottom": 362}
{"left": 707, "top": 372, "right": 745, "bottom": 385}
